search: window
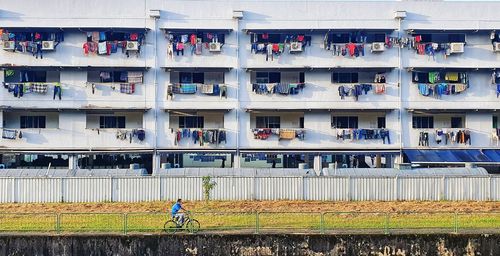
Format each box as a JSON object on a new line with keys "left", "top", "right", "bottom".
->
{"left": 251, "top": 33, "right": 283, "bottom": 44}
{"left": 4, "top": 70, "right": 49, "bottom": 83}
{"left": 179, "top": 116, "right": 204, "bottom": 129}
{"left": 451, "top": 117, "right": 463, "bottom": 128}
{"left": 377, "top": 117, "right": 386, "bottom": 128}
{"left": 412, "top": 71, "right": 466, "bottom": 83}
{"left": 256, "top": 116, "right": 281, "bottom": 128}
{"left": 99, "top": 116, "right": 126, "bottom": 129}
{"left": 494, "top": 116, "right": 498, "bottom": 129}
{"left": 412, "top": 116, "right": 434, "bottom": 129}
{"left": 179, "top": 72, "right": 204, "bottom": 83}
{"left": 20, "top": 116, "right": 46, "bottom": 129}
{"left": 299, "top": 117, "right": 304, "bottom": 129}
{"left": 255, "top": 72, "right": 280, "bottom": 83}
{"left": 331, "top": 116, "right": 358, "bottom": 129}
{"left": 327, "top": 33, "right": 386, "bottom": 44}
{"left": 417, "top": 33, "right": 466, "bottom": 43}
{"left": 332, "top": 73, "right": 358, "bottom": 83}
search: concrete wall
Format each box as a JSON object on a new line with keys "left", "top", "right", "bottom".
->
{"left": 0, "top": 234, "right": 497, "bottom": 256}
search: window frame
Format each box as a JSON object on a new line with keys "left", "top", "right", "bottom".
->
{"left": 331, "top": 116, "right": 359, "bottom": 129}
{"left": 412, "top": 116, "right": 434, "bottom": 129}
{"left": 332, "top": 72, "right": 359, "bottom": 83}
{"left": 20, "top": 116, "right": 46, "bottom": 129}
{"left": 99, "top": 116, "right": 126, "bottom": 129}
{"left": 256, "top": 116, "right": 281, "bottom": 129}
{"left": 178, "top": 116, "right": 204, "bottom": 129}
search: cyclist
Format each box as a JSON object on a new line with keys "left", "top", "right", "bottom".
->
{"left": 171, "top": 198, "right": 188, "bottom": 226}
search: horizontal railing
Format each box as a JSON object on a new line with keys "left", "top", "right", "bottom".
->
{"left": 0, "top": 211, "right": 497, "bottom": 235}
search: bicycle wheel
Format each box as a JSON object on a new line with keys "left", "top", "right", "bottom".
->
{"left": 164, "top": 220, "right": 178, "bottom": 234}
{"left": 186, "top": 219, "right": 200, "bottom": 234}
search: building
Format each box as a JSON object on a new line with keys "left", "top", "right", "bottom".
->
{"left": 1, "top": 0, "right": 500, "bottom": 173}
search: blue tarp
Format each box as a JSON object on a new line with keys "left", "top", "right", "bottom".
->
{"left": 404, "top": 149, "right": 500, "bottom": 163}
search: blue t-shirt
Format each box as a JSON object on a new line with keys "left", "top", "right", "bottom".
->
{"left": 171, "top": 202, "right": 182, "bottom": 216}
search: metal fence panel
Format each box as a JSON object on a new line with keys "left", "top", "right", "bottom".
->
{"left": 16, "top": 178, "right": 61, "bottom": 203}
{"left": 398, "top": 177, "right": 441, "bottom": 201}
{"left": 0, "top": 178, "right": 13, "bottom": 203}
{"left": 304, "top": 177, "right": 349, "bottom": 201}
{"left": 255, "top": 177, "right": 302, "bottom": 200}
{"left": 444, "top": 177, "right": 489, "bottom": 201}
{"left": 492, "top": 176, "right": 500, "bottom": 201}
{"left": 161, "top": 177, "right": 203, "bottom": 201}
{"left": 113, "top": 177, "right": 160, "bottom": 202}
{"left": 211, "top": 177, "right": 254, "bottom": 200}
{"left": 63, "top": 177, "right": 111, "bottom": 203}
{"left": 350, "top": 177, "right": 395, "bottom": 201}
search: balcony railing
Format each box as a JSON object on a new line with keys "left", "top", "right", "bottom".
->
{"left": 251, "top": 83, "right": 305, "bottom": 95}
{"left": 173, "top": 128, "right": 227, "bottom": 146}
{"left": 333, "top": 128, "right": 390, "bottom": 144}
{"left": 415, "top": 128, "right": 472, "bottom": 147}
{"left": 167, "top": 83, "right": 227, "bottom": 99}
{"left": 2, "top": 82, "right": 61, "bottom": 98}
{"left": 251, "top": 128, "right": 305, "bottom": 141}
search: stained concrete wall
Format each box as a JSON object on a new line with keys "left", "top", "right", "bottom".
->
{"left": 0, "top": 234, "right": 498, "bottom": 256}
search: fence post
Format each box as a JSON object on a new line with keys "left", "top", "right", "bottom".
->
{"left": 488, "top": 176, "right": 492, "bottom": 201}
{"left": 454, "top": 212, "right": 458, "bottom": 234}
{"left": 394, "top": 176, "right": 399, "bottom": 201}
{"left": 320, "top": 212, "right": 324, "bottom": 234}
{"left": 56, "top": 213, "right": 61, "bottom": 234}
{"left": 384, "top": 213, "right": 389, "bottom": 235}
{"left": 60, "top": 177, "right": 64, "bottom": 203}
{"left": 123, "top": 213, "right": 128, "bottom": 235}
{"left": 255, "top": 211, "right": 259, "bottom": 234}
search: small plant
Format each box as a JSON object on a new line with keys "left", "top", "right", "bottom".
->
{"left": 202, "top": 176, "right": 217, "bottom": 201}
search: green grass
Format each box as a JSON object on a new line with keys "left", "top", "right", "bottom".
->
{"left": 0, "top": 212, "right": 498, "bottom": 234}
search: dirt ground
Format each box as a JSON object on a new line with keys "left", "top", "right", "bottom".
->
{"left": 0, "top": 200, "right": 498, "bottom": 213}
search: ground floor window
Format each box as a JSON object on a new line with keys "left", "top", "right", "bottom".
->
{"left": 77, "top": 153, "right": 152, "bottom": 174}
{"left": 0, "top": 154, "right": 68, "bottom": 169}
{"left": 160, "top": 152, "right": 233, "bottom": 168}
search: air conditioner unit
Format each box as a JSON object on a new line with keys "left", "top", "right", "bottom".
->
{"left": 41, "top": 41, "right": 55, "bottom": 50}
{"left": 209, "top": 42, "right": 221, "bottom": 52}
{"left": 371, "top": 42, "right": 385, "bottom": 52}
{"left": 126, "top": 41, "right": 139, "bottom": 51}
{"left": 2, "top": 41, "right": 15, "bottom": 51}
{"left": 494, "top": 42, "right": 500, "bottom": 52}
{"left": 290, "top": 42, "right": 303, "bottom": 52}
{"left": 449, "top": 42, "right": 465, "bottom": 53}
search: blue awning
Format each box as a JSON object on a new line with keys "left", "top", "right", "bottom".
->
{"left": 404, "top": 149, "right": 500, "bottom": 163}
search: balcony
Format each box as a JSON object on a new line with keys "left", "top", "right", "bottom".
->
{"left": 407, "top": 69, "right": 500, "bottom": 110}
{"left": 161, "top": 28, "right": 235, "bottom": 68}
{"left": 167, "top": 110, "right": 232, "bottom": 148}
{"left": 242, "top": 29, "right": 398, "bottom": 68}
{"left": 0, "top": 27, "right": 149, "bottom": 67}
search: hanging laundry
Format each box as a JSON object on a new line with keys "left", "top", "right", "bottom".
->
{"left": 120, "top": 84, "right": 135, "bottom": 94}
{"left": 127, "top": 72, "right": 143, "bottom": 83}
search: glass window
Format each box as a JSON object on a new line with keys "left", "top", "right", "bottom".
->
{"left": 256, "top": 116, "right": 281, "bottom": 128}
{"left": 412, "top": 116, "right": 434, "bottom": 129}
{"left": 255, "top": 72, "right": 281, "bottom": 83}
{"left": 99, "top": 116, "right": 126, "bottom": 129}
{"left": 332, "top": 72, "right": 358, "bottom": 83}
{"left": 493, "top": 116, "right": 498, "bottom": 129}
{"left": 331, "top": 116, "right": 358, "bottom": 129}
{"left": 179, "top": 116, "right": 204, "bottom": 128}
{"left": 179, "top": 72, "right": 204, "bottom": 83}
{"left": 451, "top": 117, "right": 463, "bottom": 128}
{"left": 20, "top": 116, "right": 46, "bottom": 129}
{"left": 377, "top": 117, "right": 386, "bottom": 128}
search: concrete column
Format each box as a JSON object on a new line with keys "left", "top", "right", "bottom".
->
{"left": 68, "top": 154, "right": 77, "bottom": 170}
{"left": 152, "top": 152, "right": 161, "bottom": 175}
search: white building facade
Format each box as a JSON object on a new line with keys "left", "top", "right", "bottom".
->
{"left": 1, "top": 0, "right": 500, "bottom": 173}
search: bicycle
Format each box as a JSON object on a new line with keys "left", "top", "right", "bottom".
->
{"left": 164, "top": 211, "right": 200, "bottom": 234}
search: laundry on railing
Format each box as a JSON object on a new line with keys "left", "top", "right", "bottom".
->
{"left": 127, "top": 72, "right": 143, "bottom": 84}
{"left": 251, "top": 128, "right": 305, "bottom": 141}
{"left": 1, "top": 30, "right": 64, "bottom": 58}
{"left": 338, "top": 84, "right": 379, "bottom": 100}
{"left": 328, "top": 43, "right": 365, "bottom": 58}
{"left": 111, "top": 129, "right": 145, "bottom": 143}
{"left": 2, "top": 82, "right": 60, "bottom": 98}
{"left": 119, "top": 83, "right": 135, "bottom": 94}
{"left": 334, "top": 128, "right": 390, "bottom": 144}
{"left": 167, "top": 83, "right": 227, "bottom": 99}
{"left": 490, "top": 71, "right": 500, "bottom": 98}
{"left": 1, "top": 128, "right": 21, "bottom": 140}
{"left": 251, "top": 83, "right": 305, "bottom": 95}
{"left": 418, "top": 129, "right": 471, "bottom": 146}
{"left": 491, "top": 128, "right": 500, "bottom": 146}
{"left": 174, "top": 128, "right": 227, "bottom": 146}
{"left": 417, "top": 83, "right": 468, "bottom": 98}
{"left": 82, "top": 31, "right": 144, "bottom": 57}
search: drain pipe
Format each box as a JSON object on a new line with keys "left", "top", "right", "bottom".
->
{"left": 149, "top": 9, "right": 161, "bottom": 174}
{"left": 233, "top": 11, "right": 243, "bottom": 168}
{"left": 395, "top": 11, "right": 407, "bottom": 165}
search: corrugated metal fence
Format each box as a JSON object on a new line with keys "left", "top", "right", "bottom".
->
{"left": 0, "top": 176, "right": 499, "bottom": 203}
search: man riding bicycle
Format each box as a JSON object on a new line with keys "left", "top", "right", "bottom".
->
{"left": 171, "top": 198, "right": 188, "bottom": 225}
